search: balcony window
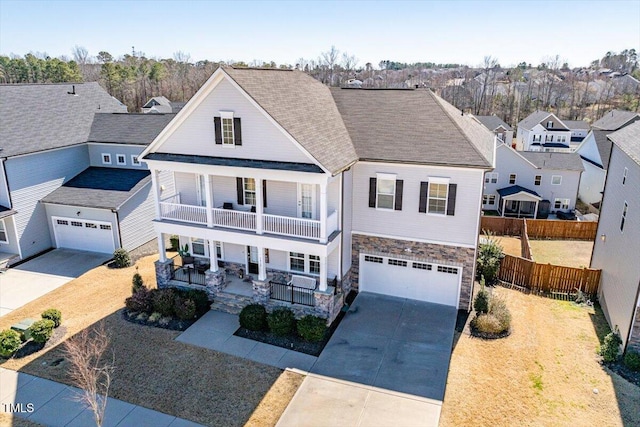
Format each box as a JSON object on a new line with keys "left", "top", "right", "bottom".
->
{"left": 191, "top": 238, "right": 207, "bottom": 257}
{"left": 309, "top": 255, "right": 320, "bottom": 274}
{"left": 244, "top": 178, "right": 256, "bottom": 206}
{"left": 289, "top": 252, "right": 305, "bottom": 272}
{"left": 0, "top": 219, "right": 7, "bottom": 243}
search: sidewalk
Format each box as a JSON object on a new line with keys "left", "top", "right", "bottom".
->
{"left": 0, "top": 367, "right": 203, "bottom": 427}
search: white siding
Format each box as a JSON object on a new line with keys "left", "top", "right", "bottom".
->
{"left": 591, "top": 146, "right": 640, "bottom": 348}
{"left": 342, "top": 169, "right": 353, "bottom": 275}
{"left": 352, "top": 162, "right": 484, "bottom": 247}
{"left": 328, "top": 176, "right": 340, "bottom": 213}
{"left": 0, "top": 216, "right": 20, "bottom": 255}
{"left": 156, "top": 79, "right": 312, "bottom": 164}
{"left": 44, "top": 204, "right": 118, "bottom": 248}
{"left": 328, "top": 246, "right": 339, "bottom": 280}
{"left": 267, "top": 249, "right": 288, "bottom": 271}
{"left": 6, "top": 145, "right": 89, "bottom": 259}
{"left": 575, "top": 133, "right": 603, "bottom": 166}
{"left": 88, "top": 144, "right": 146, "bottom": 169}
{"left": 0, "top": 160, "right": 11, "bottom": 208}
{"left": 211, "top": 175, "right": 238, "bottom": 208}
{"left": 263, "top": 180, "right": 297, "bottom": 217}
{"left": 174, "top": 172, "right": 199, "bottom": 205}
{"left": 224, "top": 243, "right": 246, "bottom": 264}
{"left": 118, "top": 181, "right": 155, "bottom": 251}
{"left": 578, "top": 160, "right": 606, "bottom": 205}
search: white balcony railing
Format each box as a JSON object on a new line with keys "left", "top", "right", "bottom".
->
{"left": 263, "top": 214, "right": 321, "bottom": 239}
{"left": 160, "top": 202, "right": 207, "bottom": 225}
{"left": 211, "top": 208, "right": 256, "bottom": 231}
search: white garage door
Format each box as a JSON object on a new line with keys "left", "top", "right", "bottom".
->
{"left": 52, "top": 217, "right": 116, "bottom": 254}
{"left": 359, "top": 254, "right": 460, "bottom": 307}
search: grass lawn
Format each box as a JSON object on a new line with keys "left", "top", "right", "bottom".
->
{"left": 0, "top": 254, "right": 303, "bottom": 427}
{"left": 440, "top": 286, "right": 640, "bottom": 427}
{"left": 529, "top": 240, "right": 594, "bottom": 268}
{"left": 495, "top": 236, "right": 522, "bottom": 257}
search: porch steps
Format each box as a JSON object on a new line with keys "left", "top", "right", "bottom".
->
{"left": 210, "top": 292, "right": 254, "bottom": 315}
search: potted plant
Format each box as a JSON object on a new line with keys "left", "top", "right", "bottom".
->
{"left": 178, "top": 244, "right": 194, "bottom": 265}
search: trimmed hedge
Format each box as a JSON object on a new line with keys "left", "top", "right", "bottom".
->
{"left": 0, "top": 329, "right": 22, "bottom": 357}
{"left": 152, "top": 288, "right": 176, "bottom": 317}
{"left": 125, "top": 288, "right": 153, "bottom": 313}
{"left": 28, "top": 319, "right": 55, "bottom": 344}
{"left": 297, "top": 315, "right": 327, "bottom": 342}
{"left": 174, "top": 297, "right": 196, "bottom": 320}
{"left": 239, "top": 304, "right": 267, "bottom": 331}
{"left": 132, "top": 273, "right": 145, "bottom": 294}
{"left": 113, "top": 248, "right": 131, "bottom": 268}
{"left": 184, "top": 289, "right": 210, "bottom": 315}
{"left": 41, "top": 309, "right": 62, "bottom": 328}
{"left": 600, "top": 332, "right": 622, "bottom": 363}
{"left": 267, "top": 308, "right": 296, "bottom": 336}
{"left": 623, "top": 351, "right": 640, "bottom": 372}
{"left": 474, "top": 288, "right": 490, "bottom": 314}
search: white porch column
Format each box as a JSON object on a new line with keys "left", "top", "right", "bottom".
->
{"left": 501, "top": 198, "right": 506, "bottom": 217}
{"left": 208, "top": 239, "right": 218, "bottom": 272}
{"left": 255, "top": 178, "right": 263, "bottom": 234}
{"left": 534, "top": 200, "right": 539, "bottom": 219}
{"left": 204, "top": 174, "right": 213, "bottom": 227}
{"left": 158, "top": 232, "right": 167, "bottom": 262}
{"left": 319, "top": 256, "right": 328, "bottom": 292}
{"left": 257, "top": 246, "right": 267, "bottom": 281}
{"left": 320, "top": 181, "right": 328, "bottom": 243}
{"left": 151, "top": 169, "right": 162, "bottom": 220}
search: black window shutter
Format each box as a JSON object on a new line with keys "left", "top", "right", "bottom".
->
{"left": 394, "top": 180, "right": 403, "bottom": 210}
{"left": 262, "top": 180, "right": 267, "bottom": 208}
{"left": 419, "top": 181, "right": 428, "bottom": 213}
{"left": 214, "top": 117, "right": 222, "bottom": 144}
{"left": 236, "top": 177, "right": 244, "bottom": 205}
{"left": 368, "top": 178, "right": 377, "bottom": 208}
{"left": 447, "top": 183, "right": 457, "bottom": 216}
{"left": 234, "top": 118, "right": 242, "bottom": 146}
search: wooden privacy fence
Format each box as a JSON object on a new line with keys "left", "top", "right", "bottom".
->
{"left": 481, "top": 217, "right": 597, "bottom": 240}
{"left": 498, "top": 254, "right": 601, "bottom": 297}
{"left": 521, "top": 218, "right": 533, "bottom": 260}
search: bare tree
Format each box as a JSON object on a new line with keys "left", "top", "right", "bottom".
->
{"left": 64, "top": 322, "right": 114, "bottom": 427}
{"left": 321, "top": 45, "right": 340, "bottom": 86}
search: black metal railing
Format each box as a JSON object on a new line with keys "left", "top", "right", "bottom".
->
{"left": 270, "top": 281, "right": 315, "bottom": 306}
{"left": 170, "top": 256, "right": 207, "bottom": 286}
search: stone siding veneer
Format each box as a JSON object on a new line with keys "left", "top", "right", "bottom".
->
{"left": 252, "top": 279, "right": 271, "bottom": 304}
{"left": 629, "top": 306, "right": 640, "bottom": 353}
{"left": 205, "top": 269, "right": 226, "bottom": 299}
{"left": 351, "top": 234, "right": 476, "bottom": 309}
{"left": 155, "top": 259, "right": 174, "bottom": 289}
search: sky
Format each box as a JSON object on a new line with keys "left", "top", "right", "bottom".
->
{"left": 1, "top": 0, "right": 639, "bottom": 68}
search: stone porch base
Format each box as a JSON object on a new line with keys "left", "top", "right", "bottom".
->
{"left": 628, "top": 306, "right": 640, "bottom": 353}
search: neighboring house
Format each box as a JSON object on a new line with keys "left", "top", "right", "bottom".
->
{"left": 515, "top": 111, "right": 586, "bottom": 152}
{"left": 476, "top": 115, "right": 514, "bottom": 147}
{"left": 482, "top": 141, "right": 583, "bottom": 218}
{"left": 0, "top": 83, "right": 172, "bottom": 265}
{"left": 141, "top": 67, "right": 494, "bottom": 321}
{"left": 142, "top": 96, "right": 186, "bottom": 114}
{"left": 576, "top": 110, "right": 640, "bottom": 205}
{"left": 590, "top": 122, "right": 640, "bottom": 353}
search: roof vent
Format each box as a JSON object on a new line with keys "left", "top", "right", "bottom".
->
{"left": 67, "top": 85, "right": 76, "bottom": 95}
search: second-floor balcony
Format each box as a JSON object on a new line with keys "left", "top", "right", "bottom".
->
{"left": 159, "top": 193, "right": 339, "bottom": 242}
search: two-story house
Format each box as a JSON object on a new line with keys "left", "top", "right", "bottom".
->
{"left": 141, "top": 67, "right": 494, "bottom": 321}
{"left": 0, "top": 83, "right": 173, "bottom": 266}
{"left": 482, "top": 140, "right": 583, "bottom": 218}
{"left": 476, "top": 115, "right": 514, "bottom": 147}
{"left": 590, "top": 121, "right": 640, "bottom": 353}
{"left": 515, "top": 112, "right": 588, "bottom": 152}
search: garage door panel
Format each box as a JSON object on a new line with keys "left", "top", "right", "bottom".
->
{"left": 360, "top": 254, "right": 460, "bottom": 307}
{"left": 53, "top": 217, "right": 115, "bottom": 254}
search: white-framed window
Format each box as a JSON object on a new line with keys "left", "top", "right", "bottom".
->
{"left": 509, "top": 174, "right": 517, "bottom": 185}
{"left": 545, "top": 134, "right": 553, "bottom": 142}
{"left": 376, "top": 173, "right": 396, "bottom": 210}
{"left": 551, "top": 175, "right": 562, "bottom": 185}
{"left": 289, "top": 252, "right": 305, "bottom": 272}
{"left": 547, "top": 120, "right": 554, "bottom": 128}
{"left": 190, "top": 238, "right": 207, "bottom": 257}
{"left": 364, "top": 255, "right": 383, "bottom": 263}
{"left": 533, "top": 135, "right": 542, "bottom": 142}
{"left": 437, "top": 265, "right": 458, "bottom": 274}
{"left": 388, "top": 259, "right": 407, "bottom": 267}
{"left": 221, "top": 111, "right": 235, "bottom": 146}
{"left": 0, "top": 219, "right": 7, "bottom": 243}
{"left": 116, "top": 154, "right": 126, "bottom": 165}
{"left": 558, "top": 135, "right": 566, "bottom": 143}
{"left": 483, "top": 194, "right": 496, "bottom": 205}
{"left": 309, "top": 255, "right": 320, "bottom": 274}
{"left": 427, "top": 178, "right": 449, "bottom": 215}
{"left": 485, "top": 173, "right": 498, "bottom": 184}
{"left": 243, "top": 178, "right": 256, "bottom": 206}
{"left": 131, "top": 155, "right": 141, "bottom": 166}
{"left": 554, "top": 198, "right": 570, "bottom": 210}
{"left": 101, "top": 153, "right": 111, "bottom": 165}
{"left": 621, "top": 201, "right": 628, "bottom": 232}
{"left": 216, "top": 242, "right": 224, "bottom": 260}
{"left": 623, "top": 167, "right": 628, "bottom": 185}
{"left": 534, "top": 175, "right": 542, "bottom": 186}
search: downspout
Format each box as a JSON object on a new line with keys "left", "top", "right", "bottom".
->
{"left": 113, "top": 209, "right": 123, "bottom": 249}
{"left": 624, "top": 280, "right": 640, "bottom": 352}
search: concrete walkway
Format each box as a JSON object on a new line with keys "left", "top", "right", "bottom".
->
{"left": 0, "top": 249, "right": 111, "bottom": 317}
{"left": 176, "top": 310, "right": 317, "bottom": 371}
{"left": 0, "top": 367, "right": 203, "bottom": 427}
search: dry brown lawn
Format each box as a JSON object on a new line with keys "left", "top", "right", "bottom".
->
{"left": 441, "top": 286, "right": 640, "bottom": 427}
{"left": 0, "top": 413, "right": 42, "bottom": 427}
{"left": 0, "top": 254, "right": 303, "bottom": 427}
{"left": 529, "top": 240, "right": 594, "bottom": 268}
{"left": 495, "top": 236, "right": 523, "bottom": 257}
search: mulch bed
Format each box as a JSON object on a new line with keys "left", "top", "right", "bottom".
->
{"left": 122, "top": 309, "right": 199, "bottom": 331}
{"left": 469, "top": 327, "right": 511, "bottom": 340}
{"left": 607, "top": 362, "right": 640, "bottom": 387}
{"left": 235, "top": 290, "right": 357, "bottom": 357}
{"left": 10, "top": 326, "right": 67, "bottom": 359}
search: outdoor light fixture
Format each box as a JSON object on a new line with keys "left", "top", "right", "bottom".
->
{"left": 76, "top": 211, "right": 81, "bottom": 216}
{"left": 600, "top": 234, "right": 606, "bottom": 242}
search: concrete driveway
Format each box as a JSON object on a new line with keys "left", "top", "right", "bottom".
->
{"left": 277, "top": 292, "right": 457, "bottom": 427}
{"left": 0, "top": 249, "right": 110, "bottom": 316}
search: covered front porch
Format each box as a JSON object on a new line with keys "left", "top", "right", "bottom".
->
{"left": 497, "top": 185, "right": 542, "bottom": 219}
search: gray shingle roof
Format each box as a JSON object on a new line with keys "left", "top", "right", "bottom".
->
{"left": 563, "top": 120, "right": 589, "bottom": 130}
{"left": 41, "top": 167, "right": 151, "bottom": 210}
{"left": 497, "top": 185, "right": 541, "bottom": 199}
{"left": 519, "top": 151, "right": 584, "bottom": 171}
{"left": 223, "top": 67, "right": 358, "bottom": 175}
{"left": 608, "top": 121, "right": 640, "bottom": 166}
{"left": 329, "top": 88, "right": 493, "bottom": 168}
{"left": 89, "top": 113, "right": 176, "bottom": 145}
{"left": 0, "top": 83, "right": 126, "bottom": 158}
{"left": 475, "top": 115, "right": 512, "bottom": 131}
{"left": 593, "top": 130, "right": 612, "bottom": 168}
{"left": 145, "top": 153, "right": 323, "bottom": 173}
{"left": 592, "top": 110, "right": 640, "bottom": 131}
{"left": 517, "top": 111, "right": 553, "bottom": 130}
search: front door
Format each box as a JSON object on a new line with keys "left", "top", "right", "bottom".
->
{"left": 247, "top": 246, "right": 259, "bottom": 275}
{"left": 297, "top": 184, "right": 315, "bottom": 219}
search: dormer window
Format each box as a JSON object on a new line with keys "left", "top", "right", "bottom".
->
{"left": 214, "top": 112, "right": 242, "bottom": 146}
{"left": 101, "top": 153, "right": 111, "bottom": 165}
{"left": 547, "top": 120, "right": 554, "bottom": 128}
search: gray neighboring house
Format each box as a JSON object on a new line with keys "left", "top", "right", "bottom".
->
{"left": 592, "top": 110, "right": 640, "bottom": 132}
{"left": 0, "top": 83, "right": 173, "bottom": 266}
{"left": 142, "top": 96, "right": 186, "bottom": 114}
{"left": 476, "top": 115, "right": 514, "bottom": 147}
{"left": 591, "top": 122, "right": 640, "bottom": 353}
